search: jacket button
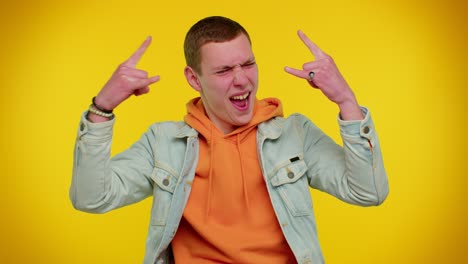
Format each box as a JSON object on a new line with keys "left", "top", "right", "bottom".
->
{"left": 162, "top": 179, "right": 170, "bottom": 186}
{"left": 287, "top": 172, "right": 294, "bottom": 179}
{"left": 363, "top": 126, "right": 370, "bottom": 134}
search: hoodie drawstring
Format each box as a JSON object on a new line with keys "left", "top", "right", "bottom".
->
{"left": 206, "top": 126, "right": 215, "bottom": 217}
{"left": 237, "top": 134, "right": 250, "bottom": 210}
{"left": 205, "top": 129, "right": 251, "bottom": 217}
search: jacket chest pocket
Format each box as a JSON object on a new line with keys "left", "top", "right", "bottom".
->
{"left": 271, "top": 159, "right": 312, "bottom": 217}
{"left": 150, "top": 167, "right": 178, "bottom": 226}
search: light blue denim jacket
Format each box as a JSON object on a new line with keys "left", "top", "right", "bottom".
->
{"left": 70, "top": 107, "right": 388, "bottom": 264}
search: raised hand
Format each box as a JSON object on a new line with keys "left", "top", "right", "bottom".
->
{"left": 94, "top": 37, "right": 160, "bottom": 111}
{"left": 284, "top": 31, "right": 363, "bottom": 120}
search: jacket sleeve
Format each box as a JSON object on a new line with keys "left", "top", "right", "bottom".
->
{"left": 300, "top": 107, "right": 389, "bottom": 206}
{"left": 69, "top": 112, "right": 155, "bottom": 213}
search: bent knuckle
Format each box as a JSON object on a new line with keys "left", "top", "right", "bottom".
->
{"left": 117, "top": 64, "right": 128, "bottom": 70}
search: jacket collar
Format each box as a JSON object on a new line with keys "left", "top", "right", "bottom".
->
{"left": 257, "top": 117, "right": 285, "bottom": 140}
{"left": 176, "top": 117, "right": 285, "bottom": 139}
{"left": 175, "top": 122, "right": 198, "bottom": 138}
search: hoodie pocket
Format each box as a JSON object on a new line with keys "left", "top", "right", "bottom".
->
{"left": 149, "top": 167, "right": 177, "bottom": 226}
{"left": 271, "top": 159, "right": 312, "bottom": 217}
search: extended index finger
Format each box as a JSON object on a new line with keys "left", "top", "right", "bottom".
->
{"left": 124, "top": 36, "right": 152, "bottom": 67}
{"left": 297, "top": 30, "right": 326, "bottom": 59}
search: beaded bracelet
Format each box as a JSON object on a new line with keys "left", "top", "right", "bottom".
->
{"left": 88, "top": 104, "right": 114, "bottom": 118}
{"left": 92, "top": 96, "right": 113, "bottom": 114}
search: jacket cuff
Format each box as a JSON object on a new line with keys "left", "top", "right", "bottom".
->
{"left": 338, "top": 106, "right": 374, "bottom": 140}
{"left": 77, "top": 111, "right": 115, "bottom": 140}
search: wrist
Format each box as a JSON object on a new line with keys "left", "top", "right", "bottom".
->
{"left": 86, "top": 111, "right": 113, "bottom": 123}
{"left": 86, "top": 103, "right": 115, "bottom": 123}
{"left": 93, "top": 96, "right": 114, "bottom": 113}
{"left": 338, "top": 98, "right": 363, "bottom": 121}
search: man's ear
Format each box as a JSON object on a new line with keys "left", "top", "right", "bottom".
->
{"left": 184, "top": 66, "right": 202, "bottom": 92}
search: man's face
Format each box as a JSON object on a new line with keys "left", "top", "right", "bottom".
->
{"left": 194, "top": 34, "right": 258, "bottom": 134}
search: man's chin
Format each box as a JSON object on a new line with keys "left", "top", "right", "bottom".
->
{"left": 232, "top": 113, "right": 254, "bottom": 127}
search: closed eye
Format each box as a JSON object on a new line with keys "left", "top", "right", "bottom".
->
{"left": 214, "top": 61, "right": 256, "bottom": 75}
{"left": 242, "top": 61, "right": 256, "bottom": 68}
{"left": 216, "top": 68, "right": 232, "bottom": 74}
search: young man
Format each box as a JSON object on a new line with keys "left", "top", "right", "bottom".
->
{"left": 71, "top": 16, "right": 389, "bottom": 264}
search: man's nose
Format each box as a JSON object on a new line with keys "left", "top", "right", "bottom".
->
{"left": 233, "top": 65, "right": 248, "bottom": 86}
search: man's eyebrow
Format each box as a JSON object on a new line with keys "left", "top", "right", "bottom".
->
{"left": 213, "top": 65, "right": 233, "bottom": 71}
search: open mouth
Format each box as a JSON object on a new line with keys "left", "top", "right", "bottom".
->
{"left": 230, "top": 92, "right": 250, "bottom": 110}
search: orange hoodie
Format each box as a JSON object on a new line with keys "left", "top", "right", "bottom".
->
{"left": 171, "top": 97, "right": 296, "bottom": 263}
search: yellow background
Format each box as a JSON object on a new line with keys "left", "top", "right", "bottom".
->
{"left": 1, "top": 0, "right": 466, "bottom": 263}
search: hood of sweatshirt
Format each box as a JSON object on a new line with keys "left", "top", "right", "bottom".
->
{"left": 184, "top": 96, "right": 283, "bottom": 217}
{"left": 184, "top": 97, "right": 283, "bottom": 140}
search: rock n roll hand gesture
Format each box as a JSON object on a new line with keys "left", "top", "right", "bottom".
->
{"left": 284, "top": 31, "right": 363, "bottom": 120}
{"left": 90, "top": 37, "right": 160, "bottom": 121}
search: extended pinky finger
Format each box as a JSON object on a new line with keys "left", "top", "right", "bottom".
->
{"left": 147, "top": 75, "right": 161, "bottom": 85}
{"left": 284, "top": 66, "right": 310, "bottom": 80}
{"left": 132, "top": 76, "right": 160, "bottom": 96}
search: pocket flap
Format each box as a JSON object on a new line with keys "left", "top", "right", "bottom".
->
{"left": 150, "top": 167, "right": 177, "bottom": 193}
{"left": 271, "top": 159, "right": 308, "bottom": 187}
